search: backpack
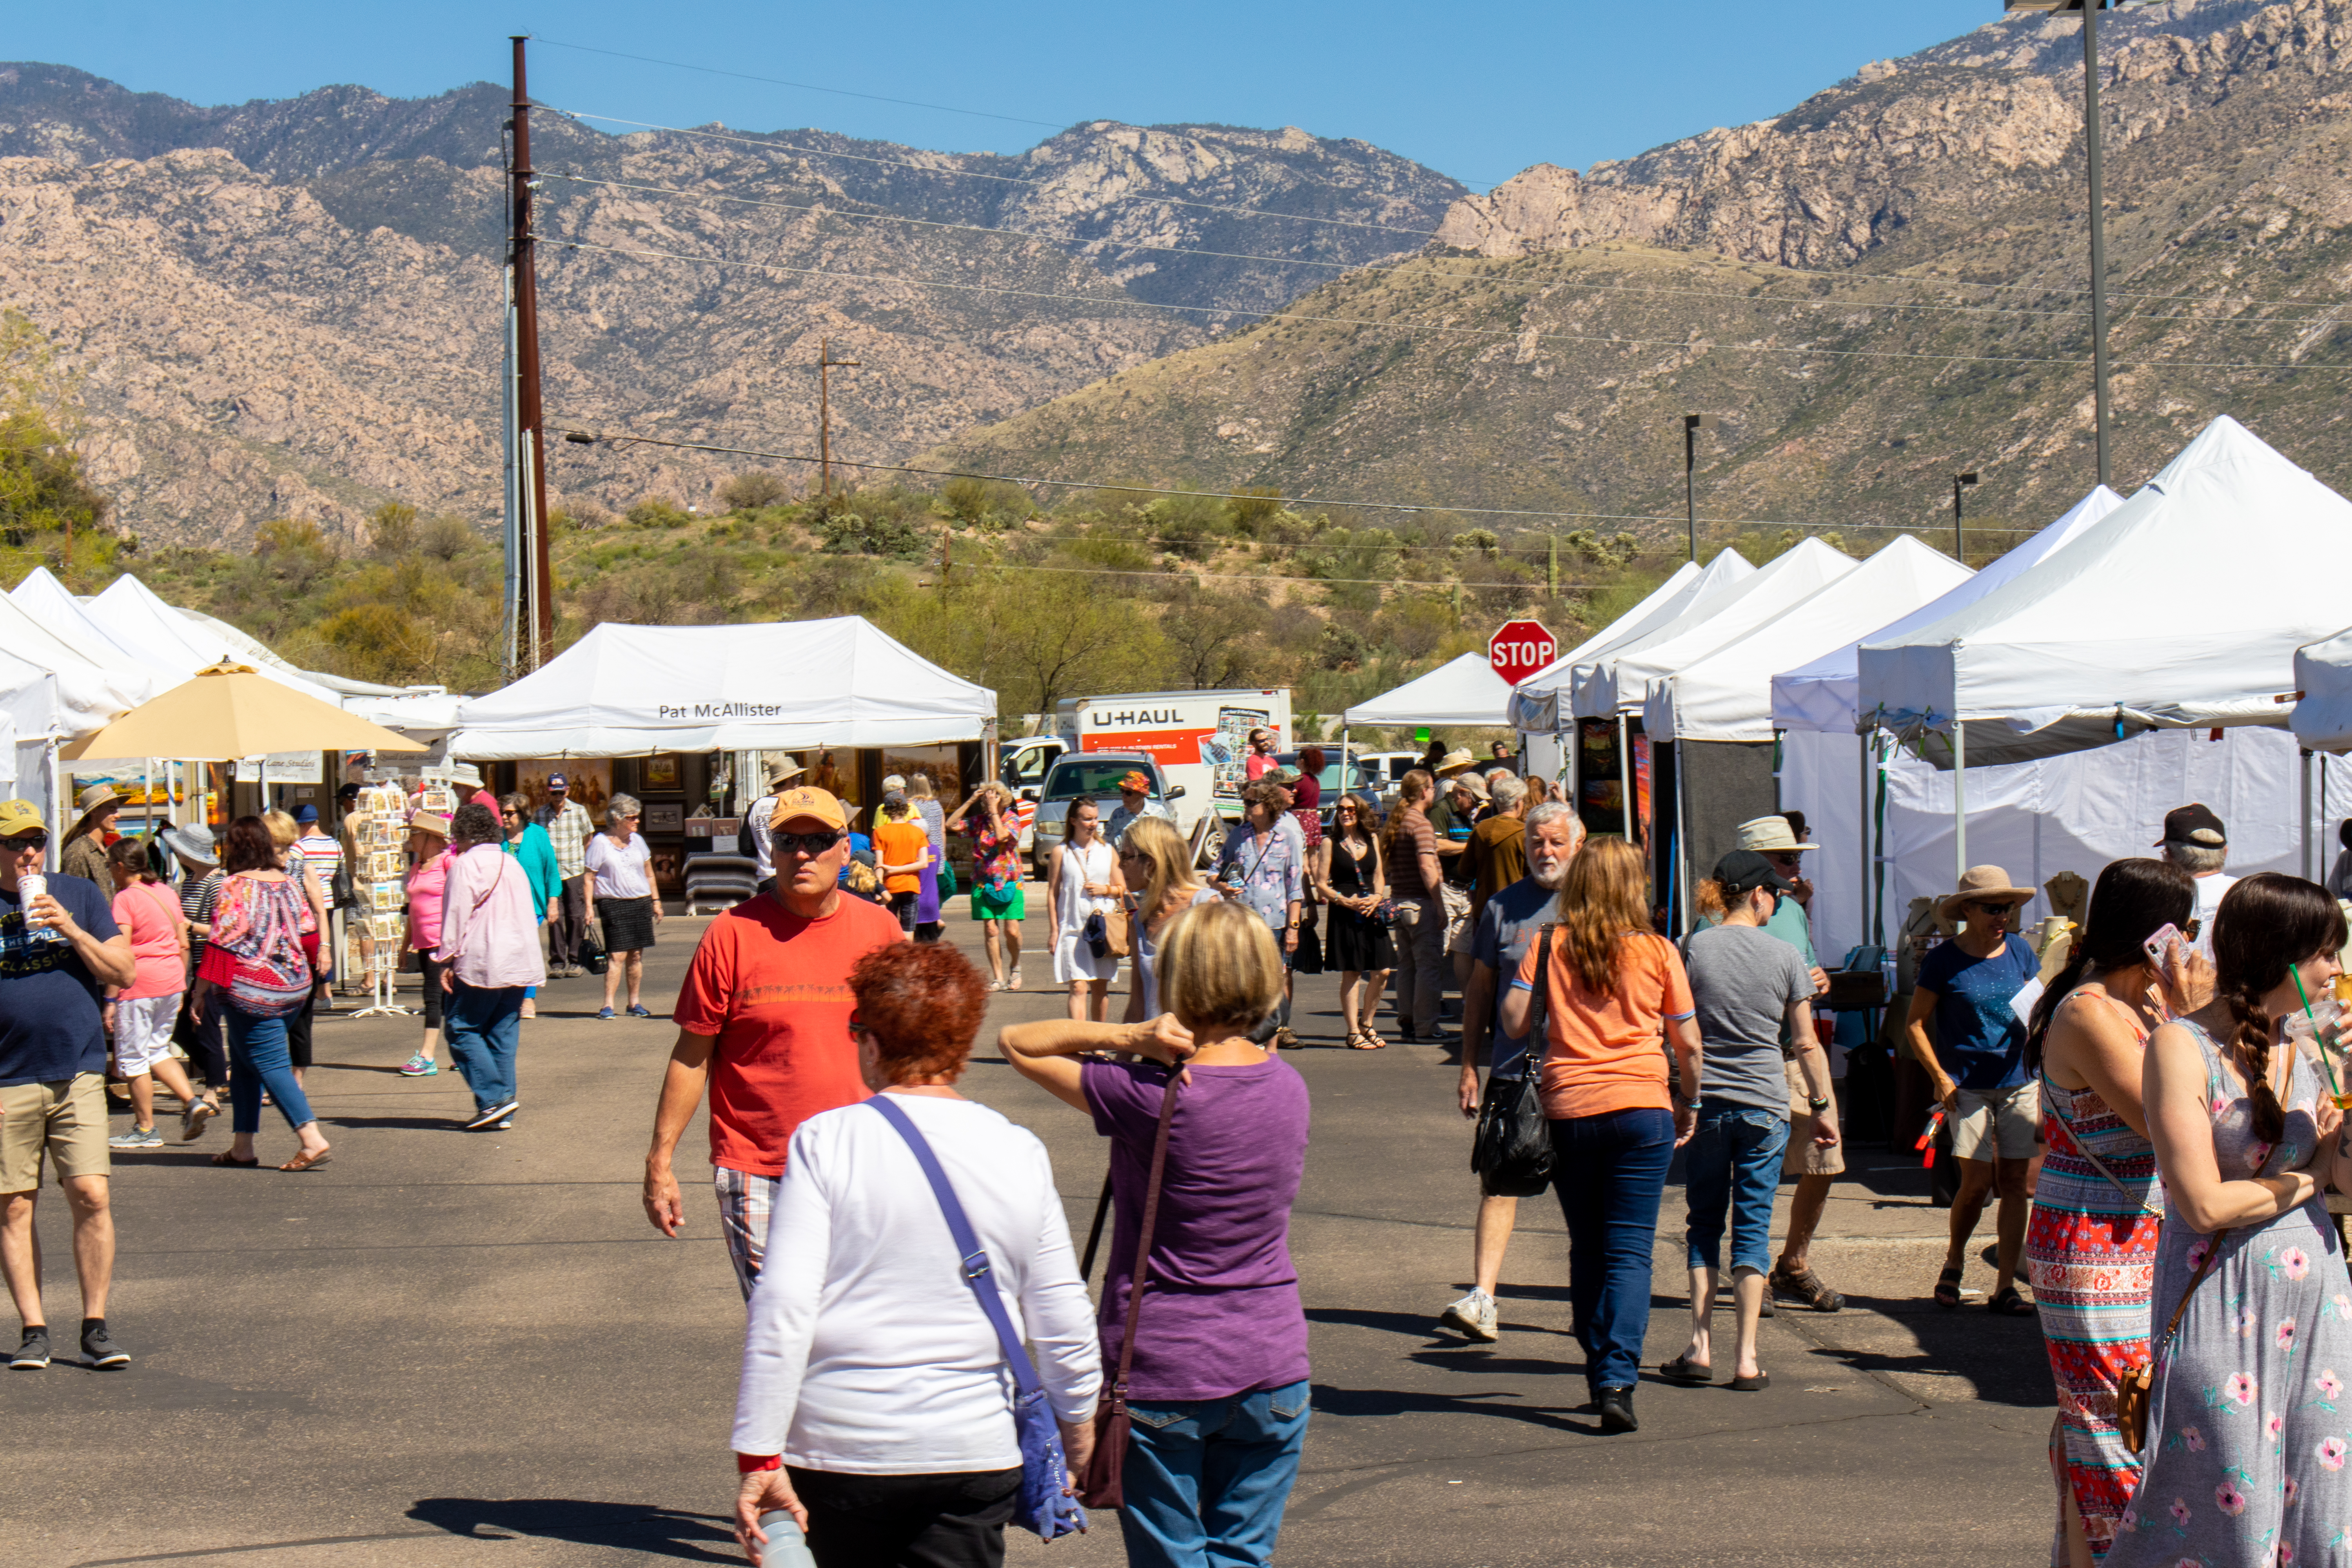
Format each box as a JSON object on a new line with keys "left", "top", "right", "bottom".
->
{"left": 210, "top": 876, "right": 316, "bottom": 1018}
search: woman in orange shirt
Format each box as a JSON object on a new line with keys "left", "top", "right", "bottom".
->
{"left": 1500, "top": 836, "right": 1700, "bottom": 1436}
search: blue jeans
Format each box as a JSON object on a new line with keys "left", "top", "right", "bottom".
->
{"left": 223, "top": 1005, "right": 314, "bottom": 1135}
{"left": 1120, "top": 1379, "right": 1310, "bottom": 1568}
{"left": 1548, "top": 1107, "right": 1675, "bottom": 1394}
{"left": 443, "top": 981, "right": 524, "bottom": 1114}
{"left": 1683, "top": 1106, "right": 1789, "bottom": 1278}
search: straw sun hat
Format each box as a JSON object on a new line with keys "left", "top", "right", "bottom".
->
{"left": 1938, "top": 864, "right": 2038, "bottom": 922}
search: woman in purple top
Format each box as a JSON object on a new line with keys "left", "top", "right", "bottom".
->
{"left": 1002, "top": 899, "right": 1311, "bottom": 1568}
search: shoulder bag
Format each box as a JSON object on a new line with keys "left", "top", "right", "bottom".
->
{"left": 1078, "top": 1068, "right": 1182, "bottom": 1509}
{"left": 1470, "top": 926, "right": 1556, "bottom": 1196}
{"left": 866, "top": 1094, "right": 1088, "bottom": 1541}
{"left": 2120, "top": 1227, "right": 2228, "bottom": 1454}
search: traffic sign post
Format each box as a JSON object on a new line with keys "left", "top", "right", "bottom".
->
{"left": 1488, "top": 620, "right": 1557, "bottom": 688}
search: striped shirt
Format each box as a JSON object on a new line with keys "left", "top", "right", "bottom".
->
{"left": 180, "top": 869, "right": 222, "bottom": 978}
{"left": 296, "top": 831, "right": 343, "bottom": 911}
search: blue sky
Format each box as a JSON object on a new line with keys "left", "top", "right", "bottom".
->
{"left": 21, "top": 2, "right": 2001, "bottom": 189}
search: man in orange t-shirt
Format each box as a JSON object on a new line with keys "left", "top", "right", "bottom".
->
{"left": 641, "top": 786, "right": 902, "bottom": 1299}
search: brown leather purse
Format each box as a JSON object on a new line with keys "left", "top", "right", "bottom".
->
{"left": 1077, "top": 1069, "right": 1181, "bottom": 1508}
{"left": 2120, "top": 1228, "right": 2227, "bottom": 1455}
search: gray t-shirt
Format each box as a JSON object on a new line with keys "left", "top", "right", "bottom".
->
{"left": 1683, "top": 922, "right": 1813, "bottom": 1116}
{"left": 1472, "top": 877, "right": 1555, "bottom": 1078}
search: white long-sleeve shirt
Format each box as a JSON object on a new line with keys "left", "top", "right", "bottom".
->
{"left": 732, "top": 1092, "right": 1102, "bottom": 1473}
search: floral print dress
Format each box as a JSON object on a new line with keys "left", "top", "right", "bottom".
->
{"left": 2108, "top": 1020, "right": 2352, "bottom": 1568}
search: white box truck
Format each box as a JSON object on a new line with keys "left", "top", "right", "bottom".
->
{"left": 1001, "top": 688, "right": 1292, "bottom": 841}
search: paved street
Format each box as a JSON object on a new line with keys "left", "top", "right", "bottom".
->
{"left": 11, "top": 902, "right": 2054, "bottom": 1567}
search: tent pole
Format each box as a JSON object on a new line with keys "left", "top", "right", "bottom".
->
{"left": 1674, "top": 735, "right": 1691, "bottom": 937}
{"left": 1953, "top": 719, "right": 1968, "bottom": 884}
{"left": 1858, "top": 727, "right": 1869, "bottom": 956}
{"left": 1617, "top": 713, "right": 1632, "bottom": 844}
{"left": 2303, "top": 748, "right": 2315, "bottom": 881}
{"left": 1566, "top": 717, "right": 1579, "bottom": 827}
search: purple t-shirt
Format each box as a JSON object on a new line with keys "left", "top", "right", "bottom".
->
{"left": 1082, "top": 1056, "right": 1311, "bottom": 1402}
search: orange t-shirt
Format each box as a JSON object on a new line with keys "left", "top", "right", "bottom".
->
{"left": 873, "top": 820, "right": 931, "bottom": 896}
{"left": 671, "top": 892, "right": 904, "bottom": 1176}
{"left": 1512, "top": 929, "right": 1695, "bottom": 1121}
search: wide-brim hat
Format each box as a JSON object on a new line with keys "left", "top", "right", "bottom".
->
{"left": 766, "top": 759, "right": 805, "bottom": 791}
{"left": 1734, "top": 815, "right": 1815, "bottom": 853}
{"left": 68, "top": 782, "right": 122, "bottom": 838}
{"left": 1435, "top": 748, "right": 1478, "bottom": 776}
{"left": 161, "top": 822, "right": 217, "bottom": 866}
{"left": 409, "top": 809, "right": 452, "bottom": 840}
{"left": 1938, "top": 864, "right": 2037, "bottom": 921}
{"left": 1448, "top": 771, "right": 1489, "bottom": 800}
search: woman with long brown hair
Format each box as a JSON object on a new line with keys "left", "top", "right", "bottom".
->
{"left": 1498, "top": 835, "right": 1699, "bottom": 1435}
{"left": 1381, "top": 769, "right": 1447, "bottom": 1043}
{"left": 1315, "top": 791, "right": 1394, "bottom": 1049}
{"left": 2106, "top": 873, "right": 2352, "bottom": 1568}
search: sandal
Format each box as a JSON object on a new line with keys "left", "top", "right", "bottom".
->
{"left": 278, "top": 1148, "right": 333, "bottom": 1173}
{"left": 1658, "top": 1353, "right": 1712, "bottom": 1386}
{"left": 1349, "top": 1030, "right": 1386, "bottom": 1050}
{"left": 209, "top": 1151, "right": 260, "bottom": 1168}
{"left": 1989, "top": 1285, "right": 2036, "bottom": 1317}
{"left": 1933, "top": 1265, "right": 1964, "bottom": 1309}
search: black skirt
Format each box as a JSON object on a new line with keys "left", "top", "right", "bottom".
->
{"left": 1324, "top": 902, "right": 1396, "bottom": 972}
{"left": 600, "top": 895, "right": 657, "bottom": 953}
{"left": 1286, "top": 900, "right": 1325, "bottom": 975}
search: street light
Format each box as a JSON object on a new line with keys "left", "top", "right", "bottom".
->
{"left": 1952, "top": 471, "right": 1980, "bottom": 560}
{"left": 2006, "top": 0, "right": 2115, "bottom": 487}
{"left": 1682, "top": 413, "right": 1720, "bottom": 563}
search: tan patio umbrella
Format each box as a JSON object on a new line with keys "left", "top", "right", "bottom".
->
{"left": 59, "top": 661, "right": 430, "bottom": 761}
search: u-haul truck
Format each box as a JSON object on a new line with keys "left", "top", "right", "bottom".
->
{"left": 1000, "top": 688, "right": 1292, "bottom": 842}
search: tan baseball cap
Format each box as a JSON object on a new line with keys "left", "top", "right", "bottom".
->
{"left": 0, "top": 799, "right": 45, "bottom": 837}
{"left": 769, "top": 786, "right": 848, "bottom": 832}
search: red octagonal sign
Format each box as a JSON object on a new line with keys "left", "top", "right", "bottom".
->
{"left": 1488, "top": 619, "right": 1557, "bottom": 687}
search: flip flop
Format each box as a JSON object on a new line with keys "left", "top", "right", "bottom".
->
{"left": 209, "top": 1151, "right": 260, "bottom": 1169}
{"left": 1658, "top": 1354, "right": 1712, "bottom": 1386}
{"left": 1934, "top": 1265, "right": 1964, "bottom": 1309}
{"left": 1729, "top": 1371, "right": 1770, "bottom": 1392}
{"left": 278, "top": 1148, "right": 333, "bottom": 1173}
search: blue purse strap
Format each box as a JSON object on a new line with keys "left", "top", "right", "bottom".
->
{"left": 865, "top": 1094, "right": 1045, "bottom": 1399}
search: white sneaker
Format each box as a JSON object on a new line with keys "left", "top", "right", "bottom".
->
{"left": 1439, "top": 1289, "right": 1500, "bottom": 1343}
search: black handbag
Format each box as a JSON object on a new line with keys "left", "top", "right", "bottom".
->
{"left": 1470, "top": 926, "right": 1557, "bottom": 1196}
{"left": 579, "top": 930, "right": 611, "bottom": 976}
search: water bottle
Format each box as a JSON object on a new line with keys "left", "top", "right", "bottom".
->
{"left": 755, "top": 1511, "right": 818, "bottom": 1568}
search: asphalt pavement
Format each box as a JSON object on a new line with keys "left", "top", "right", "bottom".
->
{"left": 8, "top": 899, "right": 2054, "bottom": 1567}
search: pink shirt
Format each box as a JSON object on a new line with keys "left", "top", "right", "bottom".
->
{"left": 434, "top": 842, "right": 547, "bottom": 989}
{"left": 407, "top": 851, "right": 450, "bottom": 951}
{"left": 112, "top": 881, "right": 184, "bottom": 1000}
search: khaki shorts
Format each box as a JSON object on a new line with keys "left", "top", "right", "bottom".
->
{"left": 0, "top": 1073, "right": 111, "bottom": 1191}
{"left": 1951, "top": 1080, "right": 2040, "bottom": 1163}
{"left": 1782, "top": 1059, "right": 1846, "bottom": 1177}
{"left": 1441, "top": 884, "right": 1476, "bottom": 956}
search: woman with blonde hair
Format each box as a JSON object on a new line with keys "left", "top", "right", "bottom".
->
{"left": 1002, "top": 901, "right": 1311, "bottom": 1568}
{"left": 1499, "top": 836, "right": 1700, "bottom": 1435}
{"left": 1118, "top": 813, "right": 1220, "bottom": 1023}
{"left": 1316, "top": 791, "right": 1394, "bottom": 1049}
{"left": 946, "top": 782, "right": 1025, "bottom": 989}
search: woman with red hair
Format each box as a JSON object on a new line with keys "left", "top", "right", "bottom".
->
{"left": 731, "top": 942, "right": 1100, "bottom": 1568}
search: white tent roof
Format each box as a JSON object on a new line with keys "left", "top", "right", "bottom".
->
{"left": 1646, "top": 537, "right": 1971, "bottom": 742}
{"left": 1860, "top": 417, "right": 2352, "bottom": 761}
{"left": 1574, "top": 538, "right": 1857, "bottom": 719}
{"left": 0, "top": 579, "right": 159, "bottom": 737}
{"left": 12, "top": 566, "right": 190, "bottom": 679}
{"left": 2292, "top": 626, "right": 2352, "bottom": 752}
{"left": 168, "top": 605, "right": 438, "bottom": 701}
{"left": 1344, "top": 652, "right": 1515, "bottom": 730}
{"left": 450, "top": 617, "right": 999, "bottom": 760}
{"left": 1508, "top": 552, "right": 1755, "bottom": 732}
{"left": 84, "top": 575, "right": 344, "bottom": 706}
{"left": 1769, "top": 486, "right": 2121, "bottom": 736}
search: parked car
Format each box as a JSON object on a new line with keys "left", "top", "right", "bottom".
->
{"left": 1029, "top": 752, "right": 1181, "bottom": 879}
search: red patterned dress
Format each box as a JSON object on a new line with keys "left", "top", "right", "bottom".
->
{"left": 2024, "top": 989, "right": 2161, "bottom": 1564}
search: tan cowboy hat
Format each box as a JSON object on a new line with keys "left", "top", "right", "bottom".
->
{"left": 1435, "top": 748, "right": 1478, "bottom": 777}
{"left": 1733, "top": 815, "right": 1815, "bottom": 853}
{"left": 66, "top": 782, "right": 123, "bottom": 840}
{"left": 766, "top": 759, "right": 805, "bottom": 791}
{"left": 1938, "top": 864, "right": 2038, "bottom": 922}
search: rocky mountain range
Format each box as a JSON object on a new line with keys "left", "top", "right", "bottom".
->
{"left": 934, "top": 0, "right": 2352, "bottom": 552}
{"left": 0, "top": 62, "right": 1461, "bottom": 543}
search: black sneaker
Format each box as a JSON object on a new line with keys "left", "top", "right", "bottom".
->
{"left": 1597, "top": 1385, "right": 1638, "bottom": 1434}
{"left": 11, "top": 1328, "right": 49, "bottom": 1370}
{"left": 465, "top": 1100, "right": 519, "bottom": 1131}
{"left": 81, "top": 1325, "right": 129, "bottom": 1369}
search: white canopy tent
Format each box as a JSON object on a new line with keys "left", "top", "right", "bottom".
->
{"left": 83, "top": 576, "right": 345, "bottom": 707}
{"left": 0, "top": 584, "right": 158, "bottom": 736}
{"left": 12, "top": 566, "right": 192, "bottom": 681}
{"left": 1860, "top": 417, "right": 2352, "bottom": 762}
{"left": 1508, "top": 550, "right": 1755, "bottom": 733}
{"left": 1343, "top": 652, "right": 1515, "bottom": 730}
{"left": 1575, "top": 538, "right": 1857, "bottom": 720}
{"left": 450, "top": 617, "right": 999, "bottom": 760}
{"left": 0, "top": 646, "right": 62, "bottom": 806}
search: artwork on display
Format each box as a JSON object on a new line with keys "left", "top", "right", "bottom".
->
{"left": 878, "top": 745, "right": 964, "bottom": 812}
{"left": 645, "top": 802, "right": 684, "bottom": 833}
{"left": 516, "top": 760, "right": 612, "bottom": 820}
{"left": 643, "top": 754, "right": 682, "bottom": 791}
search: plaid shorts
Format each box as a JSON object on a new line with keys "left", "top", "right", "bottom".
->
{"left": 713, "top": 1165, "right": 781, "bottom": 1301}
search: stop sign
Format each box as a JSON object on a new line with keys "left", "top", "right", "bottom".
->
{"left": 1488, "top": 619, "right": 1557, "bottom": 687}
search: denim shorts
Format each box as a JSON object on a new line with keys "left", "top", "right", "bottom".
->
{"left": 1683, "top": 1105, "right": 1789, "bottom": 1278}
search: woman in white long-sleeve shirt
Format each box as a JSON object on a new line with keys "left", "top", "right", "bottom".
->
{"left": 732, "top": 941, "right": 1100, "bottom": 1568}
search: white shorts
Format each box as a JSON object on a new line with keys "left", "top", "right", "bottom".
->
{"left": 111, "top": 995, "right": 180, "bottom": 1078}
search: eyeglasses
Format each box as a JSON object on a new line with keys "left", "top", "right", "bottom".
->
{"left": 5, "top": 833, "right": 48, "bottom": 850}
{"left": 1968, "top": 900, "right": 2016, "bottom": 917}
{"left": 775, "top": 829, "right": 844, "bottom": 856}
{"left": 848, "top": 1014, "right": 870, "bottom": 1040}
{"left": 501, "top": 810, "right": 521, "bottom": 819}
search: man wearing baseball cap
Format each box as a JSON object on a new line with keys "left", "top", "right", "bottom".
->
{"left": 535, "top": 774, "right": 594, "bottom": 976}
{"left": 1104, "top": 769, "right": 1166, "bottom": 849}
{"left": 741, "top": 759, "right": 804, "bottom": 891}
{"left": 643, "top": 785, "right": 902, "bottom": 1298}
{"left": 2157, "top": 803, "right": 2234, "bottom": 956}
{"left": 0, "top": 799, "right": 136, "bottom": 1370}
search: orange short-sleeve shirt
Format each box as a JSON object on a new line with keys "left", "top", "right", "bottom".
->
{"left": 873, "top": 820, "right": 932, "bottom": 897}
{"left": 1512, "top": 929, "right": 1695, "bottom": 1120}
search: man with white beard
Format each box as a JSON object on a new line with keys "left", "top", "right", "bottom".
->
{"left": 1437, "top": 800, "right": 1584, "bottom": 1342}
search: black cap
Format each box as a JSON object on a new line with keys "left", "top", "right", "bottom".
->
{"left": 337, "top": 783, "right": 360, "bottom": 800}
{"left": 2157, "top": 803, "right": 2226, "bottom": 849}
{"left": 1714, "top": 849, "right": 1792, "bottom": 898}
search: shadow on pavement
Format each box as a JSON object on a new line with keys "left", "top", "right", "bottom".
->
{"left": 1798, "top": 1292, "right": 2057, "bottom": 1407}
{"left": 1310, "top": 1381, "right": 1601, "bottom": 1434}
{"left": 407, "top": 1499, "right": 738, "bottom": 1561}
{"left": 322, "top": 1114, "right": 469, "bottom": 1132}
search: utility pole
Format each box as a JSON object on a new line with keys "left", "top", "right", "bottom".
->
{"left": 1952, "top": 470, "right": 1979, "bottom": 561}
{"left": 1682, "top": 414, "right": 1719, "bottom": 563}
{"left": 817, "top": 337, "right": 860, "bottom": 499}
{"left": 508, "top": 35, "right": 553, "bottom": 670}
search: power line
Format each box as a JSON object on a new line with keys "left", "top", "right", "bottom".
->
{"left": 550, "top": 425, "right": 2036, "bottom": 533}
{"left": 532, "top": 36, "right": 1066, "bottom": 129}
{"left": 549, "top": 236, "right": 2352, "bottom": 374}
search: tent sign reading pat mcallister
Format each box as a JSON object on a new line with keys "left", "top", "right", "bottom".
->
{"left": 1487, "top": 621, "right": 1557, "bottom": 688}
{"left": 656, "top": 703, "right": 787, "bottom": 719}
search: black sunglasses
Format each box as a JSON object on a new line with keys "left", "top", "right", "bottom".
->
{"left": 1968, "top": 900, "right": 2017, "bottom": 917}
{"left": 775, "top": 829, "right": 845, "bottom": 856}
{"left": 6, "top": 833, "right": 49, "bottom": 850}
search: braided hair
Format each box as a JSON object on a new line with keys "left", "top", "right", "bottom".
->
{"left": 2210, "top": 873, "right": 2348, "bottom": 1145}
{"left": 2023, "top": 858, "right": 2192, "bottom": 1074}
